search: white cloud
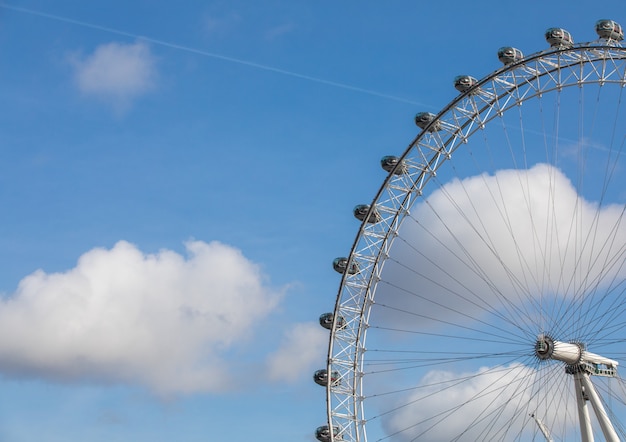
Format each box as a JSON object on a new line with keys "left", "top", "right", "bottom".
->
{"left": 265, "top": 322, "right": 327, "bottom": 382}
{"left": 0, "top": 240, "right": 283, "bottom": 395}
{"left": 377, "top": 163, "right": 626, "bottom": 329}
{"left": 382, "top": 363, "right": 575, "bottom": 441}
{"left": 70, "top": 41, "right": 157, "bottom": 110}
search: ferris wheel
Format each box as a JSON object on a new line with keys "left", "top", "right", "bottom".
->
{"left": 314, "top": 19, "right": 626, "bottom": 442}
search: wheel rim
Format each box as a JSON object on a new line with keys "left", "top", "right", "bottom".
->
{"left": 324, "top": 32, "right": 626, "bottom": 442}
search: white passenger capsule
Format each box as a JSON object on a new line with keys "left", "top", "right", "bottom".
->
{"left": 315, "top": 425, "right": 342, "bottom": 442}
{"left": 333, "top": 257, "right": 359, "bottom": 275}
{"left": 380, "top": 155, "right": 407, "bottom": 175}
{"left": 453, "top": 75, "right": 479, "bottom": 93}
{"left": 353, "top": 204, "right": 381, "bottom": 223}
{"left": 319, "top": 312, "right": 346, "bottom": 330}
{"left": 595, "top": 19, "right": 624, "bottom": 41}
{"left": 498, "top": 46, "right": 523, "bottom": 65}
{"left": 545, "top": 27, "right": 574, "bottom": 47}
{"left": 313, "top": 369, "right": 341, "bottom": 387}
{"left": 414, "top": 112, "right": 441, "bottom": 132}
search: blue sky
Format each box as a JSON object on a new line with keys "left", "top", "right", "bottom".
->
{"left": 0, "top": 1, "right": 624, "bottom": 441}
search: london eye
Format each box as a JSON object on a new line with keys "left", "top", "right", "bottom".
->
{"left": 315, "top": 19, "right": 626, "bottom": 442}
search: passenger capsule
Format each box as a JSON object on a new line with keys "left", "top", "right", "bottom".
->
{"left": 353, "top": 204, "right": 381, "bottom": 224}
{"left": 414, "top": 112, "right": 441, "bottom": 132}
{"left": 595, "top": 19, "right": 624, "bottom": 41}
{"left": 319, "top": 312, "right": 346, "bottom": 330}
{"left": 545, "top": 27, "right": 574, "bottom": 47}
{"left": 333, "top": 257, "right": 359, "bottom": 275}
{"left": 453, "top": 75, "right": 479, "bottom": 93}
{"left": 315, "top": 425, "right": 342, "bottom": 442}
{"left": 313, "top": 369, "right": 341, "bottom": 387}
{"left": 497, "top": 47, "right": 524, "bottom": 65}
{"left": 380, "top": 155, "right": 407, "bottom": 175}
{"left": 319, "top": 312, "right": 333, "bottom": 329}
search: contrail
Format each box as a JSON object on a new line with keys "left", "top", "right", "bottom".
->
{"left": 0, "top": 3, "right": 432, "bottom": 107}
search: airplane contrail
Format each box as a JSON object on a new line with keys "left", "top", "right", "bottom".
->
{"left": 0, "top": 3, "right": 433, "bottom": 107}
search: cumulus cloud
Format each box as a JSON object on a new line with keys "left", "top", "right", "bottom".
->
{"left": 70, "top": 41, "right": 157, "bottom": 110}
{"left": 382, "top": 363, "right": 575, "bottom": 441}
{"left": 0, "top": 240, "right": 283, "bottom": 395}
{"left": 376, "top": 163, "right": 626, "bottom": 329}
{"left": 265, "top": 322, "right": 327, "bottom": 382}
